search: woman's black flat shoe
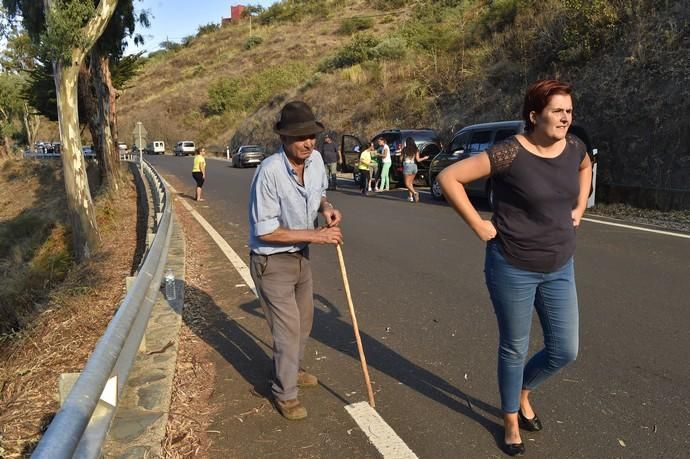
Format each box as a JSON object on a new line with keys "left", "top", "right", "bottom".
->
{"left": 503, "top": 441, "right": 525, "bottom": 456}
{"left": 518, "top": 409, "right": 543, "bottom": 432}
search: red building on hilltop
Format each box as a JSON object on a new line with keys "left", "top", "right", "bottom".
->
{"left": 222, "top": 4, "right": 246, "bottom": 26}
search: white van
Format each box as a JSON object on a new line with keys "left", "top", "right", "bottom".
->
{"left": 174, "top": 141, "right": 195, "bottom": 156}
{"left": 146, "top": 140, "right": 165, "bottom": 155}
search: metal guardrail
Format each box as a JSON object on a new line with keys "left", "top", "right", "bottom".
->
{"left": 31, "top": 158, "right": 172, "bottom": 459}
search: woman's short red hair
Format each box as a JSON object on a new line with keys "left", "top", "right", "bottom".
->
{"left": 522, "top": 79, "right": 572, "bottom": 132}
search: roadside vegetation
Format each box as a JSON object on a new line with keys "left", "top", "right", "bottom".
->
{"left": 0, "top": 160, "right": 141, "bottom": 456}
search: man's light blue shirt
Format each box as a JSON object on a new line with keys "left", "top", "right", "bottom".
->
{"left": 248, "top": 148, "right": 328, "bottom": 255}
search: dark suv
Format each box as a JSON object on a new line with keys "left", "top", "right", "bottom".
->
{"left": 341, "top": 129, "right": 442, "bottom": 187}
{"left": 428, "top": 120, "right": 525, "bottom": 202}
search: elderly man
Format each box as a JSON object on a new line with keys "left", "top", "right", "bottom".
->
{"left": 248, "top": 101, "right": 343, "bottom": 420}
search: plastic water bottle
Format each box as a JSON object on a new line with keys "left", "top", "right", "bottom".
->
{"left": 164, "top": 269, "right": 176, "bottom": 300}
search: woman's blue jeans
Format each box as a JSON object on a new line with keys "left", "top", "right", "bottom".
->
{"left": 484, "top": 242, "right": 579, "bottom": 413}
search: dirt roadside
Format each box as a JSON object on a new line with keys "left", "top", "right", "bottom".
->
{"left": 0, "top": 166, "right": 141, "bottom": 458}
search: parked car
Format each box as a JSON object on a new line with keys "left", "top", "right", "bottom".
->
{"left": 82, "top": 145, "right": 95, "bottom": 158}
{"left": 174, "top": 141, "right": 195, "bottom": 156}
{"left": 145, "top": 140, "right": 165, "bottom": 155}
{"left": 117, "top": 142, "right": 128, "bottom": 155}
{"left": 341, "top": 128, "right": 442, "bottom": 187}
{"left": 428, "top": 120, "right": 524, "bottom": 203}
{"left": 427, "top": 120, "right": 594, "bottom": 205}
{"left": 232, "top": 145, "right": 266, "bottom": 168}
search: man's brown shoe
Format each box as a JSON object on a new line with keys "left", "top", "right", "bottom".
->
{"left": 275, "top": 398, "right": 307, "bottom": 420}
{"left": 297, "top": 369, "right": 318, "bottom": 388}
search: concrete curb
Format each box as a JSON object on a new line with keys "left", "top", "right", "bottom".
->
{"left": 103, "top": 215, "right": 186, "bottom": 458}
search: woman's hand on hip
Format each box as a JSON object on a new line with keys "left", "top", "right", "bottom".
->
{"left": 472, "top": 219, "right": 498, "bottom": 241}
{"left": 572, "top": 209, "right": 583, "bottom": 228}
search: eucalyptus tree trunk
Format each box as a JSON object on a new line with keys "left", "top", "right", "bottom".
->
{"left": 54, "top": 61, "right": 101, "bottom": 259}
{"left": 22, "top": 102, "right": 40, "bottom": 149}
{"left": 79, "top": 53, "right": 120, "bottom": 192}
{"left": 45, "top": 0, "right": 119, "bottom": 260}
{"left": 92, "top": 52, "right": 121, "bottom": 191}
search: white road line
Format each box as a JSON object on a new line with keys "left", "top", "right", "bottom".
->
{"left": 582, "top": 217, "right": 690, "bottom": 239}
{"left": 346, "top": 402, "right": 418, "bottom": 459}
{"left": 166, "top": 179, "right": 418, "bottom": 458}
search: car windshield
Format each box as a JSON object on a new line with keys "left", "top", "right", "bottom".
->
{"left": 404, "top": 130, "right": 438, "bottom": 142}
{"left": 183, "top": 142, "right": 194, "bottom": 147}
{"left": 242, "top": 146, "right": 264, "bottom": 153}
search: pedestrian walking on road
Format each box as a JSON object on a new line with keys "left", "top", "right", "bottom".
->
{"left": 401, "top": 137, "right": 429, "bottom": 202}
{"left": 321, "top": 134, "right": 339, "bottom": 190}
{"left": 438, "top": 79, "right": 592, "bottom": 456}
{"left": 192, "top": 147, "right": 206, "bottom": 201}
{"left": 368, "top": 144, "right": 379, "bottom": 192}
{"left": 248, "top": 100, "right": 343, "bottom": 421}
{"left": 357, "top": 142, "right": 374, "bottom": 195}
{"left": 376, "top": 137, "right": 392, "bottom": 191}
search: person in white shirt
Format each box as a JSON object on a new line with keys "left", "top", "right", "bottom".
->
{"left": 376, "top": 137, "right": 392, "bottom": 191}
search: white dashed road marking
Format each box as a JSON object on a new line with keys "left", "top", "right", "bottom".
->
{"left": 346, "top": 402, "right": 419, "bottom": 459}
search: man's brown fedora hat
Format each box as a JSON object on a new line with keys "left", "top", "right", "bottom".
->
{"left": 274, "top": 101, "right": 325, "bottom": 136}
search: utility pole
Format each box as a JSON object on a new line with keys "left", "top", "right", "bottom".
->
{"left": 137, "top": 121, "right": 143, "bottom": 173}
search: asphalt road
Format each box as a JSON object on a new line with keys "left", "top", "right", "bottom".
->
{"left": 148, "top": 155, "right": 690, "bottom": 458}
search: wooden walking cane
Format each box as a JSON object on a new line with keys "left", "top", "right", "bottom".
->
{"left": 336, "top": 243, "right": 376, "bottom": 407}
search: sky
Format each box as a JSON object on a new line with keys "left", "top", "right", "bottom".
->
{"left": 125, "top": 0, "right": 278, "bottom": 55}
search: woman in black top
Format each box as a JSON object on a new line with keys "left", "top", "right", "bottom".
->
{"left": 438, "top": 80, "right": 592, "bottom": 456}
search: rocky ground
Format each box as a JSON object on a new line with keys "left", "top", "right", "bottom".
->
{"left": 588, "top": 203, "right": 690, "bottom": 233}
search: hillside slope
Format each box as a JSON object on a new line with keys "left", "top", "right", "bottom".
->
{"left": 119, "top": 0, "right": 690, "bottom": 205}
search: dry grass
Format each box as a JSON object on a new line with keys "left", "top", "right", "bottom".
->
{"left": 117, "top": 0, "right": 402, "bottom": 149}
{"left": 0, "top": 161, "right": 141, "bottom": 458}
{"left": 160, "top": 204, "right": 220, "bottom": 459}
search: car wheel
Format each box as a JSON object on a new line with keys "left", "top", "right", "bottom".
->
{"left": 431, "top": 176, "right": 445, "bottom": 200}
{"left": 486, "top": 181, "right": 495, "bottom": 210}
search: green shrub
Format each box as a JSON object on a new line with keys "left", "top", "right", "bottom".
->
{"left": 318, "top": 34, "right": 381, "bottom": 72}
{"left": 372, "top": 0, "right": 410, "bottom": 10}
{"left": 197, "top": 22, "right": 220, "bottom": 37}
{"left": 338, "top": 16, "right": 374, "bottom": 35}
{"left": 207, "top": 62, "right": 310, "bottom": 114}
{"left": 244, "top": 35, "right": 264, "bottom": 50}
{"left": 372, "top": 37, "right": 407, "bottom": 60}
{"left": 559, "top": 0, "right": 623, "bottom": 62}
{"left": 476, "top": 0, "right": 519, "bottom": 37}
{"left": 259, "top": 0, "right": 330, "bottom": 25}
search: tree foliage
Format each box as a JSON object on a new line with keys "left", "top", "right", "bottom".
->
{"left": 42, "top": 0, "right": 96, "bottom": 63}
{"left": 197, "top": 22, "right": 219, "bottom": 37}
{"left": 0, "top": 72, "right": 24, "bottom": 146}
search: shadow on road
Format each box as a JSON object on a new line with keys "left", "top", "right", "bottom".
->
{"left": 237, "top": 293, "right": 504, "bottom": 443}
{"left": 183, "top": 279, "right": 502, "bottom": 446}
{"left": 182, "top": 286, "right": 273, "bottom": 398}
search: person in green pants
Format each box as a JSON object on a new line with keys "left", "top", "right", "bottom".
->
{"left": 376, "top": 137, "right": 392, "bottom": 191}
